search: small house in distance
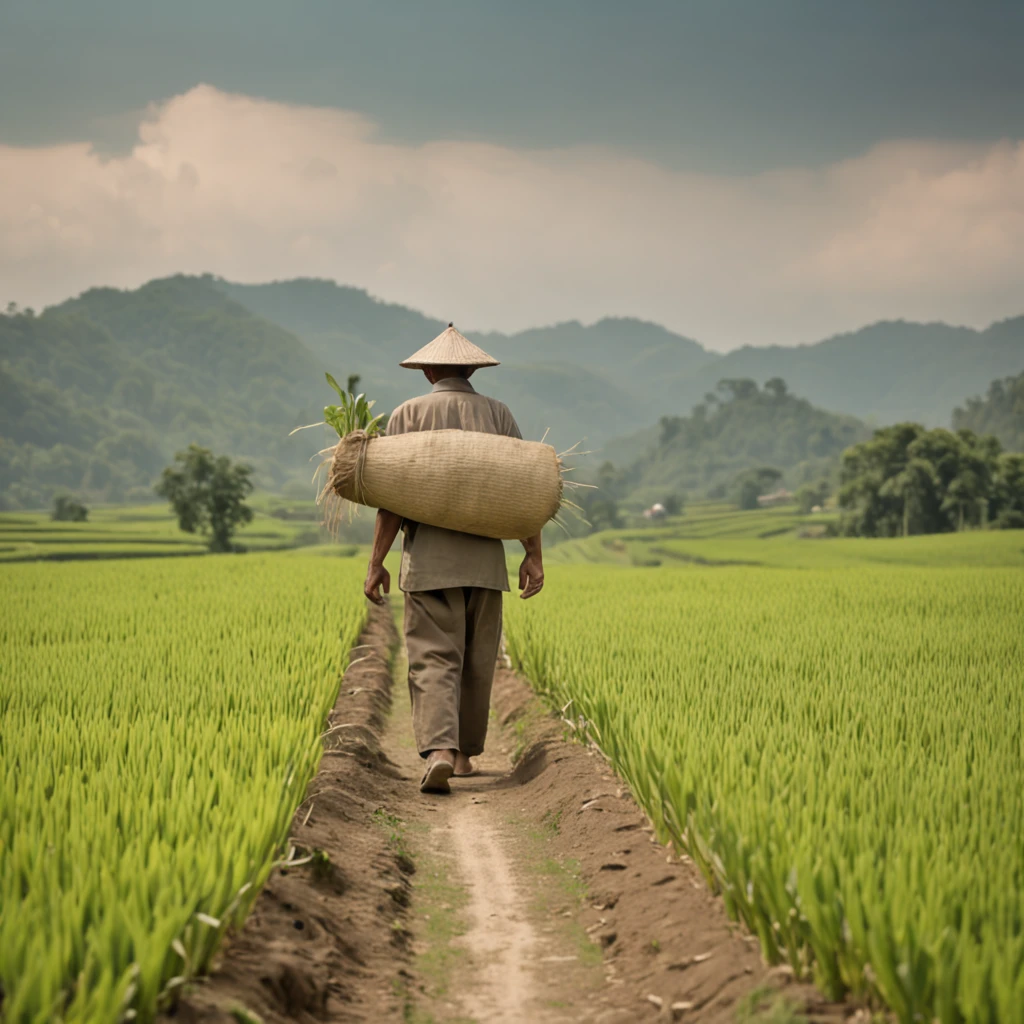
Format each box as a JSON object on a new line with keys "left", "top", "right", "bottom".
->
{"left": 756, "top": 488, "right": 793, "bottom": 508}
{"left": 642, "top": 502, "right": 667, "bottom": 521}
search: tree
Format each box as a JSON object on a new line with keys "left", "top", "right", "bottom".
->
{"left": 734, "top": 466, "right": 782, "bottom": 510}
{"left": 717, "top": 378, "right": 759, "bottom": 402}
{"left": 838, "top": 424, "right": 1014, "bottom": 537}
{"left": 659, "top": 415, "right": 682, "bottom": 446}
{"left": 155, "top": 444, "right": 254, "bottom": 552}
{"left": 993, "top": 452, "right": 1024, "bottom": 527}
{"left": 878, "top": 458, "right": 936, "bottom": 536}
{"left": 795, "top": 478, "right": 830, "bottom": 515}
{"left": 764, "top": 377, "right": 788, "bottom": 400}
{"left": 663, "top": 492, "right": 684, "bottom": 517}
{"left": 585, "top": 495, "right": 624, "bottom": 532}
{"left": 52, "top": 494, "right": 88, "bottom": 522}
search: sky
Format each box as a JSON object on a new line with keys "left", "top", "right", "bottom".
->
{"left": 1, "top": 0, "right": 1023, "bottom": 350}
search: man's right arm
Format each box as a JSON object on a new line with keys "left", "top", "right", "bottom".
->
{"left": 365, "top": 509, "right": 402, "bottom": 604}
{"left": 363, "top": 403, "right": 407, "bottom": 604}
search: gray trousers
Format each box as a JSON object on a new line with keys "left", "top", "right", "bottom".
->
{"left": 404, "top": 587, "right": 503, "bottom": 757}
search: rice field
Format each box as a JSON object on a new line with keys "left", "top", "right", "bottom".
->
{"left": 503, "top": 541, "right": 1024, "bottom": 1024}
{"left": 0, "top": 554, "right": 367, "bottom": 1023}
{"left": 3, "top": 505, "right": 1022, "bottom": 1024}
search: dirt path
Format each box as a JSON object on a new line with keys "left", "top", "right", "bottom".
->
{"left": 175, "top": 600, "right": 852, "bottom": 1024}
{"left": 384, "top": 613, "right": 598, "bottom": 1024}
{"left": 445, "top": 803, "right": 537, "bottom": 1022}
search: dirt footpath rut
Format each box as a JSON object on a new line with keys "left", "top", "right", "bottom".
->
{"left": 385, "top": 608, "right": 598, "bottom": 1024}
{"left": 446, "top": 805, "right": 535, "bottom": 1022}
{"left": 174, "top": 600, "right": 852, "bottom": 1024}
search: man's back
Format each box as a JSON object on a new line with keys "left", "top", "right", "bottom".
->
{"left": 387, "top": 378, "right": 520, "bottom": 439}
{"left": 386, "top": 377, "right": 521, "bottom": 592}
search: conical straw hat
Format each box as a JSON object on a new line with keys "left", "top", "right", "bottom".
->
{"left": 400, "top": 323, "right": 500, "bottom": 369}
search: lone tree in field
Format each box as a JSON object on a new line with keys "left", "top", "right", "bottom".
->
{"left": 156, "top": 444, "right": 254, "bottom": 552}
{"left": 52, "top": 494, "right": 88, "bottom": 522}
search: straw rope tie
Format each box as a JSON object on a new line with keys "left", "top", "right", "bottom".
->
{"left": 353, "top": 430, "right": 371, "bottom": 506}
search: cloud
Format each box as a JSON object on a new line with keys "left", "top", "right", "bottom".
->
{"left": 1, "top": 85, "right": 1022, "bottom": 348}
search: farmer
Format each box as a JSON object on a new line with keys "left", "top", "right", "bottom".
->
{"left": 363, "top": 324, "right": 545, "bottom": 794}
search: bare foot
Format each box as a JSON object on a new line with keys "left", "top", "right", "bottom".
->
{"left": 454, "top": 752, "right": 477, "bottom": 777}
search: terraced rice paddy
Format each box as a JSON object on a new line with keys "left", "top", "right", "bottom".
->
{"left": 0, "top": 497, "right": 324, "bottom": 563}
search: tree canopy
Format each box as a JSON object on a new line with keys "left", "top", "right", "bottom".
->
{"left": 838, "top": 425, "right": 1024, "bottom": 536}
{"left": 51, "top": 494, "right": 88, "bottom": 522}
{"left": 155, "top": 445, "right": 255, "bottom": 552}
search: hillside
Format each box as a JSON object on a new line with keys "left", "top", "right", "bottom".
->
{"left": 953, "top": 370, "right": 1024, "bottom": 452}
{"left": 4, "top": 272, "right": 1024, "bottom": 510}
{"left": 220, "top": 278, "right": 1024, "bottom": 435}
{"left": 217, "top": 278, "right": 701, "bottom": 449}
{"left": 606, "top": 378, "right": 871, "bottom": 509}
{"left": 662, "top": 319, "right": 1024, "bottom": 428}
{"left": 0, "top": 277, "right": 330, "bottom": 508}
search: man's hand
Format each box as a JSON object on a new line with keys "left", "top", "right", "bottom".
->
{"left": 364, "top": 562, "right": 391, "bottom": 605}
{"left": 518, "top": 552, "right": 544, "bottom": 599}
{"left": 364, "top": 509, "right": 402, "bottom": 604}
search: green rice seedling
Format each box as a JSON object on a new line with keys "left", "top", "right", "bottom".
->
{"left": 289, "top": 372, "right": 386, "bottom": 440}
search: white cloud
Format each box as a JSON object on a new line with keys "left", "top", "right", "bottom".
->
{"left": 1, "top": 84, "right": 1022, "bottom": 348}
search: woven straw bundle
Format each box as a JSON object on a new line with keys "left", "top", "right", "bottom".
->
{"left": 323, "top": 429, "right": 562, "bottom": 539}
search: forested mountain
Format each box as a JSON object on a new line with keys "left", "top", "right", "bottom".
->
{"left": 952, "top": 370, "right": 1024, "bottom": 453}
{"left": 3, "top": 272, "right": 1023, "bottom": 510}
{"left": 219, "top": 278, "right": 1024, "bottom": 438}
{"left": 0, "top": 278, "right": 328, "bottom": 508}
{"left": 0, "top": 276, "right": 661, "bottom": 508}
{"left": 658, "top": 318, "right": 1024, "bottom": 429}
{"left": 600, "top": 378, "right": 871, "bottom": 509}
{"left": 216, "top": 278, "right": 704, "bottom": 449}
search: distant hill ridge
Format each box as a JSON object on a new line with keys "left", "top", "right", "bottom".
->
{"left": 1, "top": 272, "right": 1022, "bottom": 509}
{"left": 216, "top": 275, "right": 1023, "bottom": 432}
{"left": 610, "top": 378, "right": 872, "bottom": 509}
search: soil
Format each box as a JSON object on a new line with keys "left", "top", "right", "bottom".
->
{"left": 170, "top": 599, "right": 859, "bottom": 1024}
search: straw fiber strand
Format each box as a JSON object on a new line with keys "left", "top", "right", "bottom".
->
{"left": 327, "top": 429, "right": 561, "bottom": 539}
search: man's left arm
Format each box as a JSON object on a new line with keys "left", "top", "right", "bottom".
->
{"left": 519, "top": 531, "right": 544, "bottom": 599}
{"left": 503, "top": 408, "right": 543, "bottom": 598}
